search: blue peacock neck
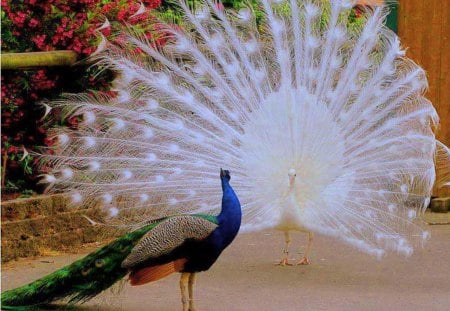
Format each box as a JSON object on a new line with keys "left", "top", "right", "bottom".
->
{"left": 216, "top": 177, "right": 242, "bottom": 246}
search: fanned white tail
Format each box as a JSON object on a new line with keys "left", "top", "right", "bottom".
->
{"left": 41, "top": 0, "right": 441, "bottom": 258}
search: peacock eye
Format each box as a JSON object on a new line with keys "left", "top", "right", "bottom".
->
{"left": 81, "top": 267, "right": 91, "bottom": 276}
{"left": 95, "top": 259, "right": 105, "bottom": 268}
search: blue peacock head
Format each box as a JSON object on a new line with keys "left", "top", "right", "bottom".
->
{"left": 220, "top": 168, "right": 231, "bottom": 181}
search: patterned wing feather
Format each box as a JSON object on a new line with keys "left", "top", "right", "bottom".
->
{"left": 122, "top": 215, "right": 217, "bottom": 269}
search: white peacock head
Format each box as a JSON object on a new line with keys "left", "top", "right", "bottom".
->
{"left": 288, "top": 168, "right": 297, "bottom": 186}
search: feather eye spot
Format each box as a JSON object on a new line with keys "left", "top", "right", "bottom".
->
{"left": 61, "top": 168, "right": 74, "bottom": 179}
{"left": 173, "top": 167, "right": 183, "bottom": 175}
{"left": 175, "top": 37, "right": 190, "bottom": 53}
{"left": 145, "top": 153, "right": 157, "bottom": 162}
{"left": 194, "top": 160, "right": 205, "bottom": 167}
{"left": 373, "top": 249, "right": 385, "bottom": 260}
{"left": 339, "top": 0, "right": 354, "bottom": 9}
{"left": 407, "top": 209, "right": 417, "bottom": 220}
{"left": 71, "top": 192, "right": 83, "bottom": 204}
{"left": 158, "top": 73, "right": 171, "bottom": 86}
{"left": 101, "top": 193, "right": 113, "bottom": 204}
{"left": 95, "top": 259, "right": 105, "bottom": 268}
{"left": 400, "top": 184, "right": 408, "bottom": 193}
{"left": 120, "top": 169, "right": 133, "bottom": 180}
{"left": 117, "top": 90, "right": 131, "bottom": 103}
{"left": 43, "top": 174, "right": 57, "bottom": 184}
{"left": 119, "top": 245, "right": 129, "bottom": 253}
{"left": 169, "top": 144, "right": 180, "bottom": 152}
{"left": 139, "top": 193, "right": 149, "bottom": 202}
{"left": 238, "top": 8, "right": 251, "bottom": 22}
{"left": 331, "top": 27, "right": 346, "bottom": 42}
{"left": 142, "top": 127, "right": 154, "bottom": 139}
{"left": 146, "top": 99, "right": 159, "bottom": 110}
{"left": 58, "top": 133, "right": 70, "bottom": 145}
{"left": 210, "top": 33, "right": 225, "bottom": 49}
{"left": 398, "top": 245, "right": 413, "bottom": 257}
{"left": 330, "top": 56, "right": 342, "bottom": 69}
{"left": 244, "top": 39, "right": 258, "bottom": 54}
{"left": 88, "top": 160, "right": 101, "bottom": 172}
{"left": 388, "top": 204, "right": 397, "bottom": 213}
{"left": 112, "top": 118, "right": 126, "bottom": 131}
{"left": 422, "top": 231, "right": 430, "bottom": 241}
{"left": 172, "top": 119, "right": 184, "bottom": 130}
{"left": 109, "top": 207, "right": 119, "bottom": 217}
{"left": 155, "top": 175, "right": 165, "bottom": 183}
{"left": 423, "top": 198, "right": 431, "bottom": 209}
{"left": 81, "top": 267, "right": 91, "bottom": 276}
{"left": 304, "top": 4, "right": 319, "bottom": 17}
{"left": 271, "top": 19, "right": 284, "bottom": 36}
{"left": 194, "top": 133, "right": 205, "bottom": 143}
{"left": 169, "top": 198, "right": 178, "bottom": 205}
{"left": 364, "top": 210, "right": 375, "bottom": 219}
{"left": 194, "top": 7, "right": 209, "bottom": 20}
{"left": 254, "top": 69, "right": 265, "bottom": 82}
{"left": 83, "top": 111, "right": 96, "bottom": 125}
{"left": 83, "top": 137, "right": 96, "bottom": 148}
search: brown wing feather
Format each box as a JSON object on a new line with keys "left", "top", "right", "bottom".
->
{"left": 129, "top": 258, "right": 187, "bottom": 285}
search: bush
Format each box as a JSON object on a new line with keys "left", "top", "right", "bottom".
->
{"left": 1, "top": 0, "right": 163, "bottom": 197}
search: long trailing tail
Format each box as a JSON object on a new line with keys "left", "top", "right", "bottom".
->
{"left": 1, "top": 224, "right": 156, "bottom": 309}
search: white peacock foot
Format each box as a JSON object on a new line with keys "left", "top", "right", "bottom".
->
{"left": 275, "top": 258, "right": 293, "bottom": 266}
{"left": 296, "top": 257, "right": 310, "bottom": 265}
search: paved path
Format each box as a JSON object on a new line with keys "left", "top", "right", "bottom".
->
{"left": 2, "top": 225, "right": 450, "bottom": 311}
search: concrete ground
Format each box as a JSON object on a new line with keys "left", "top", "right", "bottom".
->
{"left": 2, "top": 224, "right": 450, "bottom": 311}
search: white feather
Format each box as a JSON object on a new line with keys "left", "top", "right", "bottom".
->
{"left": 41, "top": 0, "right": 441, "bottom": 257}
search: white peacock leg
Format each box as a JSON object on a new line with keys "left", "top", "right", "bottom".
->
{"left": 297, "top": 232, "right": 313, "bottom": 265}
{"left": 188, "top": 273, "right": 197, "bottom": 311}
{"left": 275, "top": 231, "right": 293, "bottom": 266}
{"left": 180, "top": 272, "right": 190, "bottom": 311}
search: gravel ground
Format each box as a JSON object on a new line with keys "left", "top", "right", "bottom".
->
{"left": 2, "top": 223, "right": 450, "bottom": 311}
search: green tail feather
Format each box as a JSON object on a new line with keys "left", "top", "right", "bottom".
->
{"left": 1, "top": 222, "right": 161, "bottom": 309}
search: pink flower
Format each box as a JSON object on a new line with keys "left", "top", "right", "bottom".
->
{"left": 28, "top": 18, "right": 39, "bottom": 28}
{"left": 32, "top": 34, "right": 47, "bottom": 50}
{"left": 10, "top": 11, "right": 27, "bottom": 27}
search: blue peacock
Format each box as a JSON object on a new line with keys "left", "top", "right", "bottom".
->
{"left": 1, "top": 169, "right": 240, "bottom": 310}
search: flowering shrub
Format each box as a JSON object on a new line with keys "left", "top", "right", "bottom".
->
{"left": 1, "top": 0, "right": 163, "bottom": 197}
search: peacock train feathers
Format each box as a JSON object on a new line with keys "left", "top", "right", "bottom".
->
{"left": 40, "top": 0, "right": 442, "bottom": 258}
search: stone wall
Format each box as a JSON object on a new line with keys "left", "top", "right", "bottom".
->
{"left": 1, "top": 194, "right": 121, "bottom": 263}
{"left": 1, "top": 195, "right": 448, "bottom": 263}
